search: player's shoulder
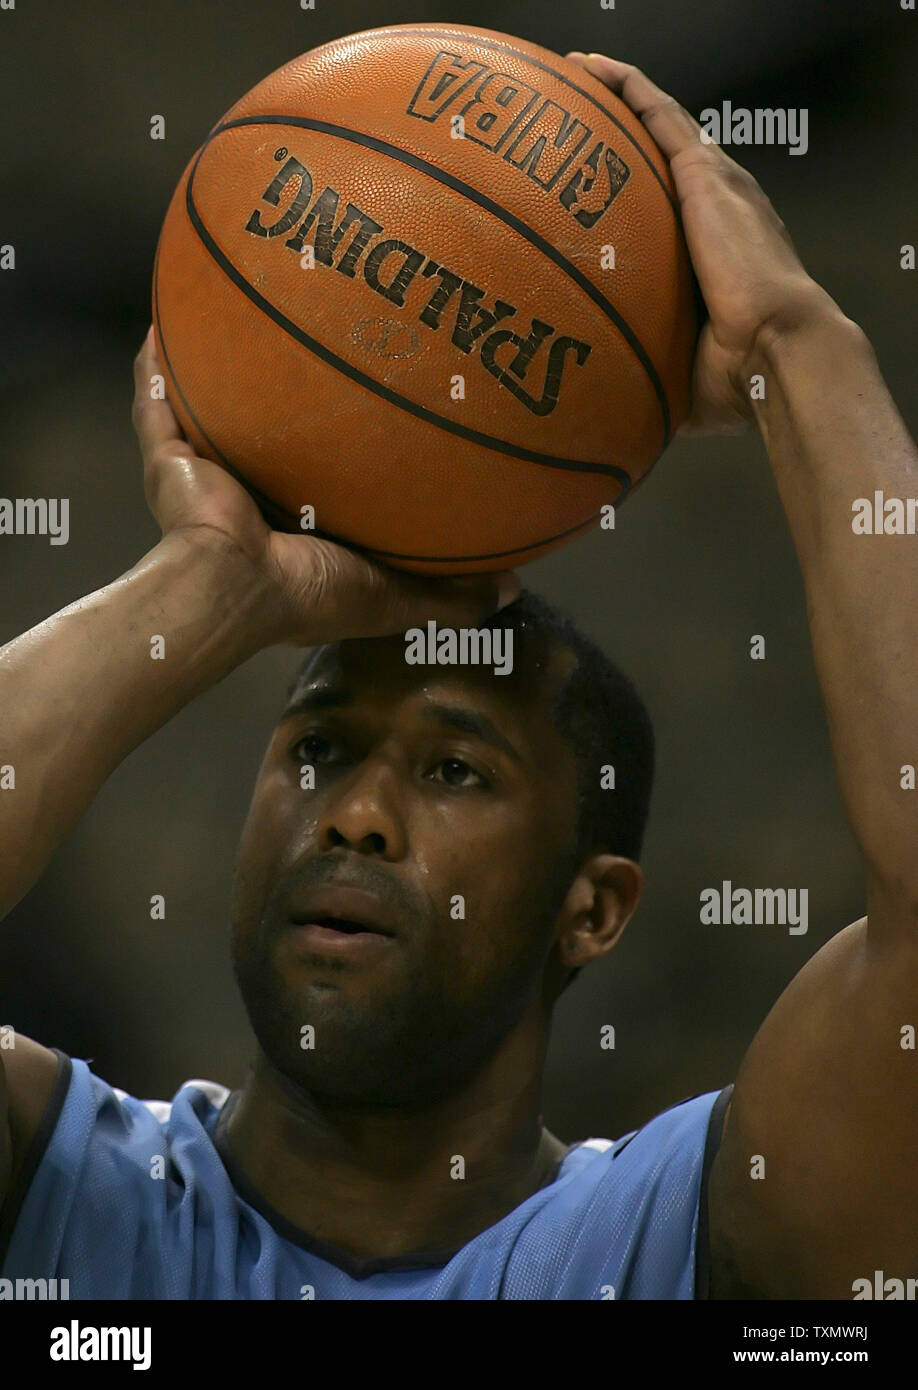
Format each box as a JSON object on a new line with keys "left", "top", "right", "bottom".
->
{"left": 0, "top": 1033, "right": 60, "bottom": 1212}
{"left": 1, "top": 1044, "right": 233, "bottom": 1229}
{"left": 613, "top": 1086, "right": 730, "bottom": 1156}
{"left": 557, "top": 1088, "right": 731, "bottom": 1209}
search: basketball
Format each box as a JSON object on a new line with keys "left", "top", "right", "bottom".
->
{"left": 152, "top": 22, "right": 697, "bottom": 574}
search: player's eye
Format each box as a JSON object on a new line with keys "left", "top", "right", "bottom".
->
{"left": 429, "top": 757, "right": 489, "bottom": 790}
{"left": 291, "top": 732, "right": 342, "bottom": 765}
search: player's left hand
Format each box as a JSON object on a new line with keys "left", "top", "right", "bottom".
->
{"left": 566, "top": 51, "right": 841, "bottom": 435}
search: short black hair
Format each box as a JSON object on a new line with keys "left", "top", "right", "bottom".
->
{"left": 484, "top": 589, "right": 655, "bottom": 864}
{"left": 487, "top": 590, "right": 655, "bottom": 997}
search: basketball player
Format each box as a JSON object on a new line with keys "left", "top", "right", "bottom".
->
{"left": 1, "top": 55, "right": 916, "bottom": 1299}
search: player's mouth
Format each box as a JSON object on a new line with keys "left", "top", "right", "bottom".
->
{"left": 285, "top": 884, "right": 399, "bottom": 955}
{"left": 285, "top": 917, "right": 396, "bottom": 957}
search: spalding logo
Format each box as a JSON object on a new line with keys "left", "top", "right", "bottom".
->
{"left": 407, "top": 49, "right": 631, "bottom": 229}
{"left": 245, "top": 151, "right": 592, "bottom": 418}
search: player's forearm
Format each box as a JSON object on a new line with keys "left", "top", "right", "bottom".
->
{"left": 748, "top": 302, "right": 918, "bottom": 913}
{"left": 0, "top": 530, "right": 273, "bottom": 921}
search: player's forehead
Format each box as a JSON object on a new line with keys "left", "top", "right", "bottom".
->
{"left": 282, "top": 634, "right": 578, "bottom": 749}
{"left": 286, "top": 635, "right": 419, "bottom": 707}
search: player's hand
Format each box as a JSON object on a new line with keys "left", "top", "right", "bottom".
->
{"left": 566, "top": 52, "right": 841, "bottom": 434}
{"left": 132, "top": 327, "right": 518, "bottom": 645}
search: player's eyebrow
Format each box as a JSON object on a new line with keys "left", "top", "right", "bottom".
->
{"left": 282, "top": 680, "right": 352, "bottom": 719}
{"left": 282, "top": 687, "right": 523, "bottom": 764}
{"left": 420, "top": 702, "right": 523, "bottom": 764}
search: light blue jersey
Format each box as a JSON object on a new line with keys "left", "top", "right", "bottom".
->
{"left": 0, "top": 1051, "right": 731, "bottom": 1299}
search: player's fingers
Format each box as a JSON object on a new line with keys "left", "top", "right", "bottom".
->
{"left": 375, "top": 568, "right": 521, "bottom": 638}
{"left": 576, "top": 53, "right": 705, "bottom": 162}
{"left": 285, "top": 536, "right": 521, "bottom": 643}
{"left": 131, "top": 326, "right": 187, "bottom": 456}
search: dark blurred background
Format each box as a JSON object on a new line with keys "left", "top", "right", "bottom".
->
{"left": 1, "top": 0, "right": 915, "bottom": 1140}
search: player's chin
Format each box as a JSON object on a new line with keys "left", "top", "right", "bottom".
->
{"left": 269, "top": 941, "right": 410, "bottom": 1018}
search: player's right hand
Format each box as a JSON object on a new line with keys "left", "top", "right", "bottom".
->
{"left": 132, "top": 327, "right": 518, "bottom": 646}
{"left": 566, "top": 53, "right": 842, "bottom": 437}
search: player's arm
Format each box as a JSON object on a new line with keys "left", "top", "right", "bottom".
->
{"left": 570, "top": 53, "right": 918, "bottom": 1297}
{"left": 705, "top": 322, "right": 918, "bottom": 1298}
{"left": 0, "top": 329, "right": 512, "bottom": 1210}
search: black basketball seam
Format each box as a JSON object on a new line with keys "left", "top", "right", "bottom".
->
{"left": 152, "top": 246, "right": 616, "bottom": 563}
{"left": 296, "top": 24, "right": 679, "bottom": 217}
{"left": 196, "top": 114, "right": 671, "bottom": 445}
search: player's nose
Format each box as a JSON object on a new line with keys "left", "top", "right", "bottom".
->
{"left": 316, "top": 759, "right": 407, "bottom": 859}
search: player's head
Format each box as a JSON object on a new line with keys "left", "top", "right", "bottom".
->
{"left": 230, "top": 590, "right": 654, "bottom": 1105}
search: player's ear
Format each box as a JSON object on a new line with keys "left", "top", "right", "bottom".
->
{"left": 554, "top": 854, "right": 643, "bottom": 970}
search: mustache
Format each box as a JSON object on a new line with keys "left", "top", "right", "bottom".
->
{"left": 270, "top": 853, "right": 426, "bottom": 930}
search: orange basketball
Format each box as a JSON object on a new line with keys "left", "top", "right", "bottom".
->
{"left": 152, "top": 23, "right": 696, "bottom": 574}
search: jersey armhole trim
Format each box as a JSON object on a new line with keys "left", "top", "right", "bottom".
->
{"left": 0, "top": 1047, "right": 73, "bottom": 1268}
{"left": 693, "top": 1081, "right": 734, "bottom": 1301}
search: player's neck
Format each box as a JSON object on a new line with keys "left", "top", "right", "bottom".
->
{"left": 221, "top": 1039, "right": 567, "bottom": 1262}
